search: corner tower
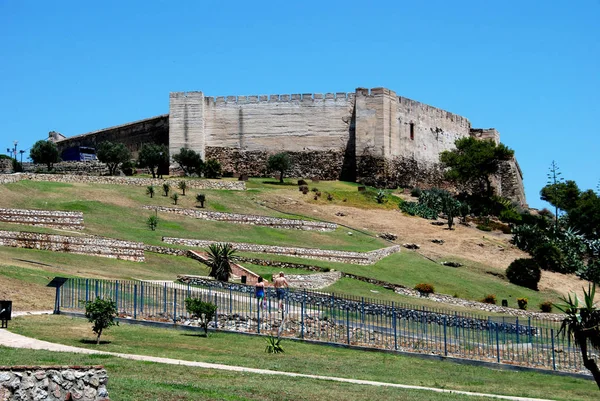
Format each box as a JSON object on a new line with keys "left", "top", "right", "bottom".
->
{"left": 169, "top": 91, "right": 205, "bottom": 159}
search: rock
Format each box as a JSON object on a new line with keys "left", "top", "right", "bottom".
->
{"left": 441, "top": 261, "right": 462, "bottom": 268}
{"left": 402, "top": 243, "right": 420, "bottom": 250}
{"left": 379, "top": 233, "right": 397, "bottom": 241}
{"left": 335, "top": 212, "right": 346, "bottom": 217}
{"left": 431, "top": 221, "right": 445, "bottom": 226}
{"left": 347, "top": 232, "right": 353, "bottom": 236}
{"left": 431, "top": 239, "right": 444, "bottom": 244}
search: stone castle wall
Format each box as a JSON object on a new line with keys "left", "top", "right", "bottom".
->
{"left": 0, "top": 366, "right": 109, "bottom": 401}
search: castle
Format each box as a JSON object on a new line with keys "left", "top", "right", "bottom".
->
{"left": 51, "top": 87, "right": 526, "bottom": 205}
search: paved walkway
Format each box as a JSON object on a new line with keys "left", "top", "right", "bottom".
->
{"left": 0, "top": 325, "right": 555, "bottom": 401}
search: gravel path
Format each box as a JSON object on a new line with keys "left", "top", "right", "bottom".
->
{"left": 0, "top": 324, "right": 556, "bottom": 401}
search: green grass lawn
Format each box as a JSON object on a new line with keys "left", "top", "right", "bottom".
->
{"left": 0, "top": 347, "right": 502, "bottom": 401}
{"left": 7, "top": 315, "right": 596, "bottom": 401}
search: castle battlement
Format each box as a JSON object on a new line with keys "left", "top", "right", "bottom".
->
{"left": 200, "top": 92, "right": 355, "bottom": 105}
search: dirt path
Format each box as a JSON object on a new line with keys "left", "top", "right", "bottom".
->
{"left": 0, "top": 327, "right": 556, "bottom": 401}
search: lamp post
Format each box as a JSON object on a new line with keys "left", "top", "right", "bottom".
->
{"left": 13, "top": 141, "right": 18, "bottom": 159}
{"left": 19, "top": 150, "right": 24, "bottom": 164}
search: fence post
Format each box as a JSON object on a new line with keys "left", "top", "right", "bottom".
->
{"left": 361, "top": 297, "right": 365, "bottom": 326}
{"left": 257, "top": 304, "right": 261, "bottom": 334}
{"left": 140, "top": 283, "right": 144, "bottom": 315}
{"left": 214, "top": 293, "right": 218, "bottom": 330}
{"left": 115, "top": 281, "right": 119, "bottom": 312}
{"left": 528, "top": 317, "right": 532, "bottom": 344}
{"left": 134, "top": 284, "right": 138, "bottom": 320}
{"left": 163, "top": 283, "right": 167, "bottom": 315}
{"left": 95, "top": 280, "right": 99, "bottom": 298}
{"left": 551, "top": 328, "right": 556, "bottom": 370}
{"left": 301, "top": 291, "right": 305, "bottom": 340}
{"left": 229, "top": 286, "right": 233, "bottom": 315}
{"left": 54, "top": 286, "right": 61, "bottom": 314}
{"left": 346, "top": 308, "right": 350, "bottom": 345}
{"left": 392, "top": 302, "right": 398, "bottom": 351}
{"left": 85, "top": 279, "right": 89, "bottom": 303}
{"left": 444, "top": 316, "right": 448, "bottom": 356}
{"left": 516, "top": 317, "right": 520, "bottom": 345}
{"left": 173, "top": 289, "right": 177, "bottom": 324}
{"left": 496, "top": 323, "right": 500, "bottom": 363}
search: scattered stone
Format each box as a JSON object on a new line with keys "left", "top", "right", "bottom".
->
{"left": 347, "top": 232, "right": 353, "bottom": 236}
{"left": 335, "top": 212, "right": 346, "bottom": 217}
{"left": 402, "top": 243, "right": 420, "bottom": 250}
{"left": 378, "top": 233, "right": 397, "bottom": 241}
{"left": 431, "top": 221, "right": 445, "bottom": 226}
{"left": 441, "top": 261, "right": 462, "bottom": 268}
{"left": 431, "top": 239, "right": 444, "bottom": 245}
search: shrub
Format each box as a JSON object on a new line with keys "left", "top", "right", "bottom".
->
{"left": 267, "top": 152, "right": 291, "bottom": 183}
{"left": 517, "top": 297, "right": 528, "bottom": 310}
{"left": 172, "top": 147, "right": 204, "bottom": 176}
{"left": 511, "top": 224, "right": 547, "bottom": 253}
{"left": 414, "top": 283, "right": 435, "bottom": 294}
{"left": 265, "top": 335, "right": 284, "bottom": 354}
{"left": 375, "top": 190, "right": 387, "bottom": 204}
{"left": 185, "top": 298, "right": 217, "bottom": 336}
{"left": 196, "top": 193, "right": 206, "bottom": 208}
{"left": 539, "top": 301, "right": 553, "bottom": 313}
{"left": 579, "top": 259, "right": 600, "bottom": 284}
{"left": 316, "top": 191, "right": 322, "bottom": 197}
{"left": 533, "top": 242, "right": 565, "bottom": 272}
{"left": 311, "top": 187, "right": 319, "bottom": 192}
{"left": 499, "top": 209, "right": 522, "bottom": 224}
{"left": 204, "top": 159, "right": 222, "bottom": 178}
{"left": 399, "top": 201, "right": 439, "bottom": 220}
{"left": 162, "top": 183, "right": 170, "bottom": 197}
{"left": 147, "top": 215, "right": 158, "bottom": 231}
{"left": 178, "top": 180, "right": 187, "bottom": 195}
{"left": 476, "top": 224, "right": 492, "bottom": 232}
{"left": 481, "top": 294, "right": 497, "bottom": 304}
{"left": 327, "top": 193, "right": 334, "bottom": 201}
{"left": 84, "top": 297, "right": 118, "bottom": 345}
{"left": 299, "top": 185, "right": 308, "bottom": 192}
{"left": 298, "top": 179, "right": 307, "bottom": 186}
{"left": 146, "top": 185, "right": 155, "bottom": 198}
{"left": 410, "top": 187, "right": 422, "bottom": 197}
{"left": 121, "top": 160, "right": 135, "bottom": 176}
{"left": 171, "top": 193, "right": 179, "bottom": 205}
{"left": 506, "top": 258, "right": 541, "bottom": 290}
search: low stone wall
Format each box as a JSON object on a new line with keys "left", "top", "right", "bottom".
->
{"left": 0, "top": 208, "right": 84, "bottom": 230}
{"left": 0, "top": 173, "right": 245, "bottom": 191}
{"left": 143, "top": 244, "right": 188, "bottom": 256}
{"left": 0, "top": 231, "right": 144, "bottom": 262}
{"left": 285, "top": 271, "right": 342, "bottom": 289}
{"left": 22, "top": 161, "right": 110, "bottom": 175}
{"left": 0, "top": 159, "right": 12, "bottom": 174}
{"left": 0, "top": 366, "right": 109, "bottom": 400}
{"left": 162, "top": 237, "right": 400, "bottom": 265}
{"left": 143, "top": 206, "right": 337, "bottom": 231}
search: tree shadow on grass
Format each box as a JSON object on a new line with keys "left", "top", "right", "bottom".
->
{"left": 261, "top": 181, "right": 297, "bottom": 186}
{"left": 79, "top": 339, "right": 112, "bottom": 345}
{"left": 181, "top": 333, "right": 208, "bottom": 338}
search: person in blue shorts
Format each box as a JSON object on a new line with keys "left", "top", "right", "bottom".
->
{"left": 255, "top": 276, "right": 266, "bottom": 309}
{"left": 273, "top": 272, "right": 289, "bottom": 311}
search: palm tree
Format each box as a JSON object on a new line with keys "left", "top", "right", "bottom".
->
{"left": 206, "top": 243, "right": 237, "bottom": 282}
{"left": 555, "top": 284, "right": 600, "bottom": 389}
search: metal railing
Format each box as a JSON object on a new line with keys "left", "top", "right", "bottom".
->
{"left": 56, "top": 277, "right": 589, "bottom": 375}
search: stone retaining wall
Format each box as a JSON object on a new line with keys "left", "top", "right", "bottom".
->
{"left": 143, "top": 206, "right": 337, "bottom": 231}
{"left": 0, "top": 366, "right": 109, "bottom": 400}
{"left": 0, "top": 173, "right": 245, "bottom": 191}
{"left": 0, "top": 231, "right": 144, "bottom": 262}
{"left": 22, "top": 161, "right": 110, "bottom": 175}
{"left": 285, "top": 271, "right": 342, "bottom": 289}
{"left": 0, "top": 208, "right": 84, "bottom": 230}
{"left": 162, "top": 237, "right": 400, "bottom": 265}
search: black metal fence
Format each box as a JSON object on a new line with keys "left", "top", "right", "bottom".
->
{"left": 57, "top": 277, "right": 589, "bottom": 375}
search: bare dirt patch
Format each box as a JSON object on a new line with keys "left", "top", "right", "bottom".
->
{"left": 0, "top": 275, "right": 54, "bottom": 311}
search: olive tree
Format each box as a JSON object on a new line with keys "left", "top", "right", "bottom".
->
{"left": 84, "top": 297, "right": 118, "bottom": 345}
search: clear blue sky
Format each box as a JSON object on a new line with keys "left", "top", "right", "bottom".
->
{"left": 1, "top": 1, "right": 598, "bottom": 208}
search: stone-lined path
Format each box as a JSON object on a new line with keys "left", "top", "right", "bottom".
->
{"left": 0, "top": 319, "right": 555, "bottom": 401}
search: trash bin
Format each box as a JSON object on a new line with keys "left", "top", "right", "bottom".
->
{"left": 0, "top": 300, "right": 12, "bottom": 328}
{"left": 241, "top": 276, "right": 247, "bottom": 284}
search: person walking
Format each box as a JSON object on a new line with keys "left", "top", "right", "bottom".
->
{"left": 273, "top": 272, "right": 289, "bottom": 311}
{"left": 255, "top": 276, "right": 267, "bottom": 310}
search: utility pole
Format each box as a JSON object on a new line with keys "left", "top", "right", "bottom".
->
{"left": 19, "top": 150, "right": 24, "bottom": 164}
{"left": 12, "top": 141, "right": 18, "bottom": 159}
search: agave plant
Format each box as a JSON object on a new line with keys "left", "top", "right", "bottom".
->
{"left": 555, "top": 284, "right": 600, "bottom": 389}
{"left": 265, "top": 335, "right": 284, "bottom": 354}
{"left": 206, "top": 243, "right": 237, "bottom": 282}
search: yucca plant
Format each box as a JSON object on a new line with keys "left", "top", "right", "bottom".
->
{"left": 196, "top": 193, "right": 206, "bottom": 208}
{"left": 178, "top": 180, "right": 187, "bottom": 195}
{"left": 146, "top": 185, "right": 155, "bottom": 198}
{"left": 555, "top": 284, "right": 600, "bottom": 389}
{"left": 265, "top": 335, "right": 284, "bottom": 354}
{"left": 206, "top": 243, "right": 237, "bottom": 282}
{"left": 162, "top": 183, "right": 170, "bottom": 197}
{"left": 171, "top": 193, "right": 179, "bottom": 205}
{"left": 147, "top": 215, "right": 158, "bottom": 231}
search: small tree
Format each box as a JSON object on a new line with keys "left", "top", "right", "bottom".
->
{"left": 147, "top": 215, "right": 158, "bottom": 231}
{"left": 555, "top": 284, "right": 600, "bottom": 389}
{"left": 506, "top": 258, "right": 541, "bottom": 290}
{"left": 185, "top": 297, "right": 217, "bottom": 336}
{"left": 138, "top": 144, "right": 169, "bottom": 178}
{"left": 196, "top": 193, "right": 206, "bottom": 208}
{"left": 84, "top": 297, "right": 118, "bottom": 345}
{"left": 204, "top": 159, "right": 222, "bottom": 179}
{"left": 146, "top": 185, "right": 155, "bottom": 198}
{"left": 171, "top": 192, "right": 179, "bottom": 205}
{"left": 206, "top": 243, "right": 237, "bottom": 282}
{"left": 172, "top": 148, "right": 204, "bottom": 176}
{"left": 97, "top": 141, "right": 131, "bottom": 176}
{"left": 178, "top": 180, "right": 188, "bottom": 196}
{"left": 267, "top": 152, "right": 291, "bottom": 183}
{"left": 162, "top": 183, "right": 170, "bottom": 197}
{"left": 441, "top": 193, "right": 461, "bottom": 230}
{"left": 30, "top": 140, "right": 60, "bottom": 171}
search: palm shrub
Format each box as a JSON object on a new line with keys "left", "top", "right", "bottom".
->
{"left": 146, "top": 185, "right": 155, "bottom": 198}
{"left": 196, "top": 193, "right": 206, "bottom": 208}
{"left": 206, "top": 243, "right": 237, "bottom": 282}
{"left": 185, "top": 297, "right": 217, "bottom": 336}
{"left": 265, "top": 335, "right": 284, "bottom": 354}
{"left": 162, "top": 183, "right": 170, "bottom": 197}
{"left": 147, "top": 215, "right": 158, "bottom": 231}
{"left": 84, "top": 297, "right": 118, "bottom": 345}
{"left": 178, "top": 180, "right": 187, "bottom": 195}
{"left": 555, "top": 284, "right": 600, "bottom": 388}
{"left": 171, "top": 193, "right": 179, "bottom": 205}
{"left": 505, "top": 258, "right": 541, "bottom": 290}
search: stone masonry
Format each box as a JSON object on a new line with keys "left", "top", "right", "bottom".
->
{"left": 51, "top": 87, "right": 526, "bottom": 205}
{"left": 0, "top": 366, "right": 109, "bottom": 401}
{"left": 0, "top": 208, "right": 84, "bottom": 230}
